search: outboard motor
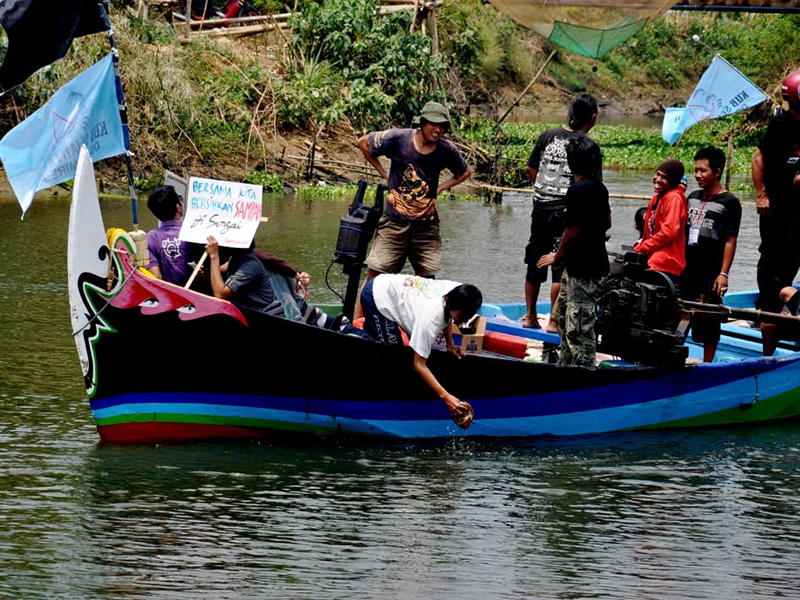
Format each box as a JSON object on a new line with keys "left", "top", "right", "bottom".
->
{"left": 334, "top": 180, "right": 385, "bottom": 319}
{"left": 596, "top": 251, "right": 689, "bottom": 368}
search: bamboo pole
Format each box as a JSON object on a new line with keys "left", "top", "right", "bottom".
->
{"left": 187, "top": 11, "right": 291, "bottom": 27}
{"left": 497, "top": 50, "right": 556, "bottom": 126}
{"left": 192, "top": 21, "right": 290, "bottom": 37}
{"left": 426, "top": 3, "right": 439, "bottom": 56}
{"left": 409, "top": 0, "right": 420, "bottom": 33}
{"left": 725, "top": 131, "right": 734, "bottom": 189}
{"left": 477, "top": 183, "right": 650, "bottom": 200}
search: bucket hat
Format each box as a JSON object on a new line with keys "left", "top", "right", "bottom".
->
{"left": 416, "top": 101, "right": 451, "bottom": 132}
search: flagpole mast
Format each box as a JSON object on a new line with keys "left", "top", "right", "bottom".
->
{"left": 97, "top": 1, "right": 139, "bottom": 230}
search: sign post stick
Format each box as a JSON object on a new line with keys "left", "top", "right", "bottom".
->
{"left": 184, "top": 251, "right": 207, "bottom": 289}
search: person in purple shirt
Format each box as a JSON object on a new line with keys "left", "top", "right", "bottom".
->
{"left": 145, "top": 185, "right": 194, "bottom": 286}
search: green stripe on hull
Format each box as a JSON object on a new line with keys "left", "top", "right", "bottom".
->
{"left": 94, "top": 412, "right": 347, "bottom": 436}
{"left": 633, "top": 387, "right": 800, "bottom": 430}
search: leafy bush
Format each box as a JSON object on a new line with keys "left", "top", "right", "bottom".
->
{"left": 244, "top": 170, "right": 285, "bottom": 193}
{"left": 287, "top": 0, "right": 444, "bottom": 128}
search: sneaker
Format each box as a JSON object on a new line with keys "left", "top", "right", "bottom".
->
{"left": 329, "top": 313, "right": 348, "bottom": 331}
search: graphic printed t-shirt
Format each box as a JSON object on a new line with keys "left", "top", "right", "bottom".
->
{"left": 225, "top": 251, "right": 275, "bottom": 314}
{"left": 368, "top": 129, "right": 468, "bottom": 221}
{"left": 526, "top": 128, "right": 602, "bottom": 206}
{"left": 685, "top": 189, "right": 741, "bottom": 274}
{"left": 373, "top": 274, "right": 460, "bottom": 358}
{"left": 146, "top": 219, "right": 192, "bottom": 286}
{"left": 564, "top": 177, "right": 611, "bottom": 279}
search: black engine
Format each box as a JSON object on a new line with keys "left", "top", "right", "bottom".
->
{"left": 596, "top": 250, "right": 689, "bottom": 367}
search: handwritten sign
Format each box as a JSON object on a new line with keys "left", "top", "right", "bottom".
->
{"left": 179, "top": 177, "right": 263, "bottom": 248}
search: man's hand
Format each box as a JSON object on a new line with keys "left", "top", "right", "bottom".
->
{"left": 205, "top": 236, "right": 220, "bottom": 260}
{"left": 756, "top": 193, "right": 771, "bottom": 216}
{"left": 712, "top": 274, "right": 728, "bottom": 297}
{"left": 446, "top": 343, "right": 465, "bottom": 359}
{"left": 445, "top": 396, "right": 474, "bottom": 429}
{"left": 295, "top": 271, "right": 311, "bottom": 300}
{"left": 537, "top": 252, "right": 556, "bottom": 269}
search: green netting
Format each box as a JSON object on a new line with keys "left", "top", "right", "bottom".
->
{"left": 487, "top": 0, "right": 676, "bottom": 57}
{"left": 549, "top": 16, "right": 648, "bottom": 58}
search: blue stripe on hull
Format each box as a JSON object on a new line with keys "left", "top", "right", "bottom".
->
{"left": 90, "top": 356, "right": 800, "bottom": 438}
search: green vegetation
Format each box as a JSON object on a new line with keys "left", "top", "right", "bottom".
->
{"left": 244, "top": 170, "right": 285, "bottom": 193}
{"left": 1, "top": 0, "right": 799, "bottom": 192}
{"left": 462, "top": 114, "right": 761, "bottom": 187}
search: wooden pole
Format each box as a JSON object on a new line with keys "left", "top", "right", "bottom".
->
{"left": 409, "top": 0, "right": 420, "bottom": 33}
{"left": 426, "top": 3, "right": 439, "bottom": 56}
{"left": 477, "top": 183, "right": 650, "bottom": 201}
{"left": 725, "top": 131, "right": 734, "bottom": 190}
{"left": 184, "top": 251, "right": 207, "bottom": 289}
{"left": 497, "top": 50, "right": 556, "bottom": 126}
{"left": 184, "top": 0, "right": 191, "bottom": 38}
{"left": 187, "top": 11, "right": 291, "bottom": 27}
{"left": 191, "top": 21, "right": 290, "bottom": 38}
{"left": 669, "top": 131, "right": 685, "bottom": 158}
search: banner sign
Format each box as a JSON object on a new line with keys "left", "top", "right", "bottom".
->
{"left": 662, "top": 55, "right": 768, "bottom": 145}
{"left": 179, "top": 177, "right": 263, "bottom": 248}
{"left": 0, "top": 53, "right": 125, "bottom": 215}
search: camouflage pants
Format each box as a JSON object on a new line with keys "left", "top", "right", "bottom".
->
{"left": 553, "top": 271, "right": 602, "bottom": 367}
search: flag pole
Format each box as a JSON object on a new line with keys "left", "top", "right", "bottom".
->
{"left": 96, "top": 1, "right": 139, "bottom": 230}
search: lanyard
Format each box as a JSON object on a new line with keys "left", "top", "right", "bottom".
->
{"left": 691, "top": 200, "right": 708, "bottom": 228}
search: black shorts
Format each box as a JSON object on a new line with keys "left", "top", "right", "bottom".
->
{"left": 757, "top": 211, "right": 800, "bottom": 312}
{"left": 525, "top": 204, "right": 566, "bottom": 284}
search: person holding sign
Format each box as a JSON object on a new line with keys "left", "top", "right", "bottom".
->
{"left": 205, "top": 236, "right": 279, "bottom": 316}
{"left": 681, "top": 146, "right": 741, "bottom": 363}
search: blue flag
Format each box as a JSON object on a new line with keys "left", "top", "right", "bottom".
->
{"left": 0, "top": 54, "right": 125, "bottom": 215}
{"left": 662, "top": 55, "right": 768, "bottom": 145}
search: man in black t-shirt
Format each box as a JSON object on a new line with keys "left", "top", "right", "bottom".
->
{"left": 523, "top": 94, "right": 601, "bottom": 331}
{"left": 752, "top": 70, "right": 800, "bottom": 354}
{"left": 683, "top": 146, "right": 741, "bottom": 363}
{"left": 537, "top": 136, "right": 610, "bottom": 366}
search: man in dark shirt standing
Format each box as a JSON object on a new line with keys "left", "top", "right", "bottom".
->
{"left": 355, "top": 101, "right": 471, "bottom": 317}
{"left": 752, "top": 70, "right": 800, "bottom": 354}
{"left": 523, "top": 94, "right": 600, "bottom": 331}
{"left": 537, "top": 136, "right": 610, "bottom": 366}
{"left": 683, "top": 146, "right": 741, "bottom": 362}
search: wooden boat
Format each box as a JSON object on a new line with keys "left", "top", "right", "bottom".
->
{"left": 68, "top": 148, "right": 800, "bottom": 444}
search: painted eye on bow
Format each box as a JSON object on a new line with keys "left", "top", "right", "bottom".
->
{"left": 177, "top": 305, "right": 197, "bottom": 315}
{"left": 139, "top": 298, "right": 159, "bottom": 308}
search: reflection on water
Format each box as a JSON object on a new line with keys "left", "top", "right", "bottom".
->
{"left": 4, "top": 430, "right": 800, "bottom": 596}
{"left": 0, "top": 180, "right": 795, "bottom": 598}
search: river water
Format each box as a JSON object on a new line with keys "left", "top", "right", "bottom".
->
{"left": 3, "top": 175, "right": 800, "bottom": 598}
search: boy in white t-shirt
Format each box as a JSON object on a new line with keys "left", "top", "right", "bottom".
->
{"left": 360, "top": 274, "right": 482, "bottom": 429}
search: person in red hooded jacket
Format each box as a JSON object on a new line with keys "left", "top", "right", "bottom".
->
{"left": 634, "top": 159, "right": 687, "bottom": 281}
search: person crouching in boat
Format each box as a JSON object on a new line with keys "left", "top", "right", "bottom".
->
{"left": 360, "top": 274, "right": 482, "bottom": 428}
{"left": 634, "top": 159, "right": 688, "bottom": 287}
{"left": 537, "top": 136, "right": 611, "bottom": 366}
{"left": 205, "top": 236, "right": 281, "bottom": 316}
{"left": 681, "top": 146, "right": 742, "bottom": 363}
